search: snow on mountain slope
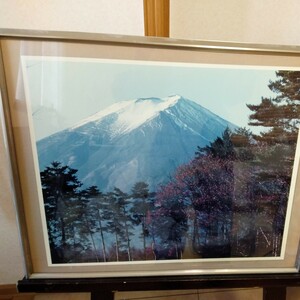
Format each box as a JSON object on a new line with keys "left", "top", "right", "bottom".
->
{"left": 37, "top": 95, "right": 237, "bottom": 192}
{"left": 73, "top": 95, "right": 181, "bottom": 137}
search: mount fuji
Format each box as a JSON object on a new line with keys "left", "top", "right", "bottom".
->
{"left": 37, "top": 95, "right": 236, "bottom": 192}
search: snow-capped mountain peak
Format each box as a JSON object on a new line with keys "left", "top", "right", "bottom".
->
{"left": 111, "top": 95, "right": 182, "bottom": 135}
{"left": 73, "top": 95, "right": 183, "bottom": 136}
{"left": 37, "top": 95, "right": 236, "bottom": 192}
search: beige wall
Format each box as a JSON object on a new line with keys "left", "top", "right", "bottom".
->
{"left": 170, "top": 0, "right": 300, "bottom": 45}
{"left": 0, "top": 0, "right": 144, "bottom": 35}
{"left": 0, "top": 114, "right": 24, "bottom": 283}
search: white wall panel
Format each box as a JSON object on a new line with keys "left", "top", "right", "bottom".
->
{"left": 0, "top": 0, "right": 144, "bottom": 35}
{"left": 171, "top": 0, "right": 300, "bottom": 45}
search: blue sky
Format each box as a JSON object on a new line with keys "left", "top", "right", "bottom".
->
{"left": 22, "top": 57, "right": 278, "bottom": 139}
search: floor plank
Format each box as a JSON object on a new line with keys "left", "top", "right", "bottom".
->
{"left": 115, "top": 288, "right": 263, "bottom": 300}
{"left": 0, "top": 285, "right": 17, "bottom": 296}
{"left": 34, "top": 294, "right": 90, "bottom": 300}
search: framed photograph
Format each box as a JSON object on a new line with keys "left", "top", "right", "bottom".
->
{"left": 1, "top": 29, "right": 300, "bottom": 279}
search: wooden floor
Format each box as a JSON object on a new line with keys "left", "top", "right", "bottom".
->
{"left": 8, "top": 285, "right": 300, "bottom": 299}
{"left": 0, "top": 285, "right": 263, "bottom": 300}
{"left": 115, "top": 288, "right": 263, "bottom": 300}
{"left": 0, "top": 285, "right": 34, "bottom": 300}
{"left": 0, "top": 290, "right": 90, "bottom": 300}
{"left": 1, "top": 285, "right": 300, "bottom": 299}
{"left": 0, "top": 285, "right": 91, "bottom": 300}
{"left": 0, "top": 295, "right": 91, "bottom": 300}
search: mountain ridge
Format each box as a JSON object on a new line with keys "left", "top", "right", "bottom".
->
{"left": 37, "top": 95, "right": 237, "bottom": 192}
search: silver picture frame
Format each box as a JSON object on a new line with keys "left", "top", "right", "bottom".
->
{"left": 1, "top": 29, "right": 300, "bottom": 279}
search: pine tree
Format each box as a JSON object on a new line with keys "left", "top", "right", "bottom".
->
{"left": 247, "top": 71, "right": 300, "bottom": 144}
{"left": 245, "top": 71, "right": 300, "bottom": 255}
{"left": 84, "top": 186, "right": 108, "bottom": 262}
{"left": 77, "top": 186, "right": 103, "bottom": 262}
{"left": 103, "top": 188, "right": 131, "bottom": 261}
{"left": 195, "top": 127, "right": 235, "bottom": 160}
{"left": 40, "top": 161, "right": 82, "bottom": 263}
{"left": 112, "top": 188, "right": 134, "bottom": 261}
{"left": 130, "top": 182, "right": 154, "bottom": 259}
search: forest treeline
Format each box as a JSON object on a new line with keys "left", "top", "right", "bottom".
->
{"left": 41, "top": 71, "right": 299, "bottom": 263}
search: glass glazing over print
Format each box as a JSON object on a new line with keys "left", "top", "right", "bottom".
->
{"left": 21, "top": 56, "right": 299, "bottom": 264}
